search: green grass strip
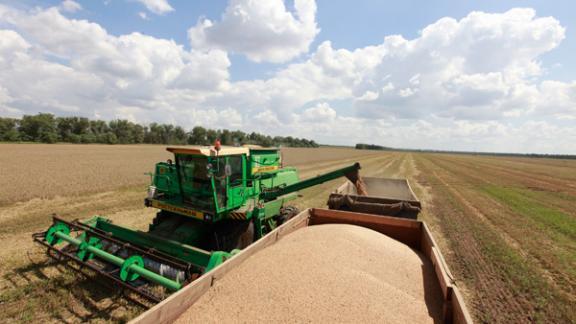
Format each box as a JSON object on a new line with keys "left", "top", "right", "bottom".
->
{"left": 481, "top": 185, "right": 576, "bottom": 240}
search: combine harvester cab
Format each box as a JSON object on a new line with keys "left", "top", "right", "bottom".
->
{"left": 33, "top": 144, "right": 363, "bottom": 303}
{"left": 328, "top": 177, "right": 422, "bottom": 219}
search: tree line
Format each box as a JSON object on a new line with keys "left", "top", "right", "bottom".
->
{"left": 355, "top": 143, "right": 393, "bottom": 150}
{"left": 0, "top": 113, "right": 319, "bottom": 147}
{"left": 356, "top": 143, "right": 575, "bottom": 160}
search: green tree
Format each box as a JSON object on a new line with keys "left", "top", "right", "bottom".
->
{"left": 131, "top": 124, "right": 145, "bottom": 144}
{"left": 81, "top": 133, "right": 97, "bottom": 143}
{"left": 145, "top": 123, "right": 162, "bottom": 144}
{"left": 0, "top": 117, "right": 20, "bottom": 141}
{"left": 109, "top": 119, "right": 139, "bottom": 144}
{"left": 103, "top": 132, "right": 118, "bottom": 144}
{"left": 206, "top": 129, "right": 218, "bottom": 144}
{"left": 189, "top": 126, "right": 207, "bottom": 145}
{"left": 2, "top": 113, "right": 319, "bottom": 147}
{"left": 19, "top": 113, "right": 58, "bottom": 143}
{"left": 90, "top": 120, "right": 109, "bottom": 136}
{"left": 172, "top": 126, "right": 186, "bottom": 144}
{"left": 220, "top": 129, "right": 232, "bottom": 145}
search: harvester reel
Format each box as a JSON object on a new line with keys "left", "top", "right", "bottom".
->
{"left": 77, "top": 237, "right": 102, "bottom": 261}
{"left": 45, "top": 222, "right": 70, "bottom": 245}
{"left": 120, "top": 255, "right": 145, "bottom": 282}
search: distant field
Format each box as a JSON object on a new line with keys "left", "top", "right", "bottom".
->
{"left": 0, "top": 144, "right": 375, "bottom": 205}
{"left": 0, "top": 144, "right": 574, "bottom": 323}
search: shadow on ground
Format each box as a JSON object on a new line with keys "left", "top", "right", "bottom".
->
{"left": 1, "top": 254, "right": 144, "bottom": 323}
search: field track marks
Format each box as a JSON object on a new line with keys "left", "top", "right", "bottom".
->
{"left": 420, "top": 155, "right": 576, "bottom": 323}
{"left": 425, "top": 156, "right": 576, "bottom": 296}
{"left": 472, "top": 156, "right": 576, "bottom": 182}
{"left": 417, "top": 157, "right": 531, "bottom": 323}
{"left": 422, "top": 157, "right": 569, "bottom": 283}
{"left": 441, "top": 155, "right": 576, "bottom": 196}
{"left": 431, "top": 155, "right": 576, "bottom": 217}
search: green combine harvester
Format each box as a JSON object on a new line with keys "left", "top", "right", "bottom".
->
{"left": 34, "top": 144, "right": 361, "bottom": 302}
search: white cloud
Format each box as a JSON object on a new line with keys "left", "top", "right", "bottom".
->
{"left": 188, "top": 0, "right": 319, "bottom": 63}
{"left": 300, "top": 103, "right": 337, "bottom": 122}
{"left": 0, "top": 4, "right": 574, "bottom": 153}
{"left": 0, "top": 5, "right": 229, "bottom": 119}
{"left": 358, "top": 91, "right": 379, "bottom": 101}
{"left": 348, "top": 8, "right": 567, "bottom": 121}
{"left": 135, "top": 0, "right": 173, "bottom": 15}
{"left": 138, "top": 12, "right": 148, "bottom": 20}
{"left": 60, "top": 0, "right": 82, "bottom": 13}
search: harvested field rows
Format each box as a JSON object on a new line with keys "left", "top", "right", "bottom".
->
{"left": 412, "top": 154, "right": 576, "bottom": 323}
{"left": 0, "top": 144, "right": 574, "bottom": 323}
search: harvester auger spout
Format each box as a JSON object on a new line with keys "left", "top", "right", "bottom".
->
{"left": 259, "top": 162, "right": 363, "bottom": 201}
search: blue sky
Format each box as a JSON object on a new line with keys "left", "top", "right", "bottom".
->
{"left": 0, "top": 0, "right": 575, "bottom": 153}
{"left": 9, "top": 0, "right": 576, "bottom": 81}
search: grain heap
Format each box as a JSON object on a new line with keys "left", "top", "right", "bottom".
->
{"left": 176, "top": 224, "right": 443, "bottom": 323}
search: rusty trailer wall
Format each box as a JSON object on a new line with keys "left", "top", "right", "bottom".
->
{"left": 328, "top": 177, "right": 422, "bottom": 219}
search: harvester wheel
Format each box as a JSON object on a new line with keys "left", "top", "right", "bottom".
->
{"left": 149, "top": 211, "right": 170, "bottom": 232}
{"left": 278, "top": 206, "right": 300, "bottom": 225}
{"left": 236, "top": 221, "right": 254, "bottom": 250}
{"left": 211, "top": 220, "right": 253, "bottom": 251}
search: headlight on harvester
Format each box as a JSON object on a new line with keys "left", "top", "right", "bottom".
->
{"left": 147, "top": 185, "right": 157, "bottom": 199}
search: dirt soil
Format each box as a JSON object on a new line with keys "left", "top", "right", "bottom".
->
{"left": 1, "top": 145, "right": 575, "bottom": 323}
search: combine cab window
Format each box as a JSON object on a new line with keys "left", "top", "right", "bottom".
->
{"left": 176, "top": 155, "right": 214, "bottom": 209}
{"left": 213, "top": 158, "right": 227, "bottom": 209}
{"left": 176, "top": 154, "right": 245, "bottom": 212}
{"left": 213, "top": 156, "right": 244, "bottom": 209}
{"left": 228, "top": 156, "right": 243, "bottom": 185}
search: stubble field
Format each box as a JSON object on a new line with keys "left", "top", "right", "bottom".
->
{"left": 0, "top": 144, "right": 574, "bottom": 323}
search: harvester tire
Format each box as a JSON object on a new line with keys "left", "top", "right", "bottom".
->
{"left": 236, "top": 221, "right": 254, "bottom": 250}
{"left": 211, "top": 220, "right": 253, "bottom": 251}
{"left": 277, "top": 206, "right": 300, "bottom": 225}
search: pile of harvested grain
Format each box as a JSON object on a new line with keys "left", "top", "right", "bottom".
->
{"left": 176, "top": 224, "right": 443, "bottom": 323}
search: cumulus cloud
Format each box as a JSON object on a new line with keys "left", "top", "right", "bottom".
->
{"left": 135, "top": 0, "right": 173, "bottom": 15}
{"left": 0, "top": 5, "right": 229, "bottom": 119}
{"left": 300, "top": 103, "right": 337, "bottom": 122}
{"left": 60, "top": 0, "right": 82, "bottom": 13}
{"left": 0, "top": 4, "right": 574, "bottom": 153}
{"left": 349, "top": 8, "right": 567, "bottom": 121}
{"left": 188, "top": 0, "right": 319, "bottom": 63}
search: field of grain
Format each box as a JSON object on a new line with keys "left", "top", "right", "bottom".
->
{"left": 0, "top": 144, "right": 376, "bottom": 205}
{"left": 0, "top": 144, "right": 575, "bottom": 323}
